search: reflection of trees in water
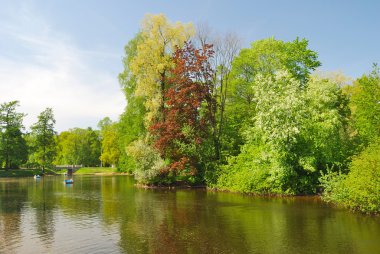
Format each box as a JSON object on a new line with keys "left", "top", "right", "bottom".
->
{"left": 115, "top": 189, "right": 251, "bottom": 253}
{"left": 1, "top": 177, "right": 380, "bottom": 253}
{"left": 112, "top": 185, "right": 380, "bottom": 254}
{"left": 28, "top": 179, "right": 56, "bottom": 246}
{"left": 56, "top": 176, "right": 102, "bottom": 218}
{"left": 0, "top": 180, "right": 28, "bottom": 251}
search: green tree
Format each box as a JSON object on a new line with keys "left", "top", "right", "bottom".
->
{"left": 129, "top": 14, "right": 194, "bottom": 124}
{"left": 0, "top": 101, "right": 28, "bottom": 169}
{"left": 99, "top": 122, "right": 120, "bottom": 168}
{"left": 84, "top": 128, "right": 101, "bottom": 166}
{"left": 30, "top": 108, "right": 57, "bottom": 171}
{"left": 98, "top": 118, "right": 120, "bottom": 167}
{"left": 118, "top": 33, "right": 147, "bottom": 171}
{"left": 56, "top": 128, "right": 100, "bottom": 166}
{"left": 349, "top": 65, "right": 380, "bottom": 144}
{"left": 116, "top": 103, "right": 146, "bottom": 172}
{"left": 218, "top": 72, "right": 350, "bottom": 194}
{"left": 118, "top": 14, "right": 193, "bottom": 178}
{"left": 222, "top": 38, "right": 322, "bottom": 158}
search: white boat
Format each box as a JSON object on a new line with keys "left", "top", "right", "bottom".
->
{"left": 34, "top": 175, "right": 41, "bottom": 179}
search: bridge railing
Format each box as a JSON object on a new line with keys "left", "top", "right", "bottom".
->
{"left": 54, "top": 165, "right": 83, "bottom": 170}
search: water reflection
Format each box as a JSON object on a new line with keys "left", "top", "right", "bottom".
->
{"left": 0, "top": 180, "right": 28, "bottom": 252}
{"left": 0, "top": 176, "right": 379, "bottom": 254}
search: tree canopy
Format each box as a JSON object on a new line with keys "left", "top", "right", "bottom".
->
{"left": 30, "top": 108, "right": 57, "bottom": 170}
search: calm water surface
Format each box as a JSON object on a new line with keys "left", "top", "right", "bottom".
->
{"left": 0, "top": 175, "right": 379, "bottom": 254}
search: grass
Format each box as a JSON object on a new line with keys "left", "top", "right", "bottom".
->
{"left": 74, "top": 167, "right": 118, "bottom": 175}
{"left": 0, "top": 167, "right": 121, "bottom": 177}
{"left": 0, "top": 168, "right": 57, "bottom": 178}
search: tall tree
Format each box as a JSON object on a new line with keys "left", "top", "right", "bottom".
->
{"left": 99, "top": 122, "right": 120, "bottom": 168}
{"left": 218, "top": 71, "right": 350, "bottom": 194}
{"left": 30, "top": 108, "right": 57, "bottom": 171}
{"left": 0, "top": 101, "right": 27, "bottom": 169}
{"left": 118, "top": 34, "right": 147, "bottom": 171}
{"left": 223, "top": 37, "right": 321, "bottom": 156}
{"left": 150, "top": 42, "right": 215, "bottom": 179}
{"left": 195, "top": 23, "right": 241, "bottom": 160}
{"left": 119, "top": 14, "right": 194, "bottom": 180}
{"left": 129, "top": 14, "right": 194, "bottom": 124}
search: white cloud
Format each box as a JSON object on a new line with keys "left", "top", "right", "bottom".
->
{"left": 0, "top": 4, "right": 125, "bottom": 132}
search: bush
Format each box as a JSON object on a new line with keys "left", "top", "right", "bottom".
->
{"left": 321, "top": 139, "right": 380, "bottom": 214}
{"left": 216, "top": 143, "right": 292, "bottom": 194}
{"left": 126, "top": 139, "right": 165, "bottom": 184}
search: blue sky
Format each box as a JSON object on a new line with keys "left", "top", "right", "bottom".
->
{"left": 0, "top": 0, "right": 379, "bottom": 131}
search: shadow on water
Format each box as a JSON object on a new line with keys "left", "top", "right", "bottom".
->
{"left": 0, "top": 176, "right": 379, "bottom": 253}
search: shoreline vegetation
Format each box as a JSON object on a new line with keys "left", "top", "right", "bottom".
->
{"left": 0, "top": 167, "right": 126, "bottom": 177}
{"left": 0, "top": 168, "right": 57, "bottom": 178}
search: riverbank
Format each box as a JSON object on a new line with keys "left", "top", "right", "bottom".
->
{"left": 0, "top": 168, "right": 57, "bottom": 178}
{"left": 0, "top": 167, "right": 126, "bottom": 177}
{"left": 135, "top": 182, "right": 206, "bottom": 189}
{"left": 74, "top": 167, "right": 127, "bottom": 175}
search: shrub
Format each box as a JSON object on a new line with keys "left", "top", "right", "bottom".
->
{"left": 126, "top": 139, "right": 165, "bottom": 184}
{"left": 321, "top": 139, "right": 380, "bottom": 214}
{"left": 216, "top": 143, "right": 291, "bottom": 194}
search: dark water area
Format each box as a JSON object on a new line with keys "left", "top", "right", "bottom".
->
{"left": 0, "top": 175, "right": 379, "bottom": 253}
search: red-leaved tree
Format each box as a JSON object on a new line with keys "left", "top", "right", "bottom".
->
{"left": 150, "top": 41, "right": 216, "bottom": 177}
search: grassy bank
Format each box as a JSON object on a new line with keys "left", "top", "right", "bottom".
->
{"left": 74, "top": 167, "right": 118, "bottom": 175}
{"left": 0, "top": 168, "right": 57, "bottom": 178}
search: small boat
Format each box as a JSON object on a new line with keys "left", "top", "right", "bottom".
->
{"left": 64, "top": 179, "right": 74, "bottom": 184}
{"left": 34, "top": 175, "right": 41, "bottom": 179}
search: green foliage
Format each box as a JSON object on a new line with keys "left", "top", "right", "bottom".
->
{"left": 0, "top": 101, "right": 28, "bottom": 169}
{"left": 129, "top": 14, "right": 194, "bottom": 125}
{"left": 55, "top": 128, "right": 100, "bottom": 166}
{"left": 218, "top": 71, "right": 350, "bottom": 194}
{"left": 30, "top": 108, "right": 57, "bottom": 169}
{"left": 230, "top": 37, "right": 321, "bottom": 84}
{"left": 118, "top": 33, "right": 147, "bottom": 172}
{"left": 222, "top": 37, "right": 322, "bottom": 160}
{"left": 74, "top": 167, "right": 116, "bottom": 175}
{"left": 321, "top": 139, "right": 380, "bottom": 213}
{"left": 116, "top": 23, "right": 374, "bottom": 208}
{"left": 216, "top": 143, "right": 285, "bottom": 194}
{"left": 116, "top": 98, "right": 146, "bottom": 172}
{"left": 118, "top": 16, "right": 196, "bottom": 182}
{"left": 349, "top": 66, "right": 380, "bottom": 144}
{"left": 99, "top": 121, "right": 120, "bottom": 167}
{"left": 126, "top": 139, "right": 165, "bottom": 184}
{"left": 0, "top": 168, "right": 56, "bottom": 177}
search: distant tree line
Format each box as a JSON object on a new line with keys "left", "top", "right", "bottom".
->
{"left": 0, "top": 103, "right": 121, "bottom": 170}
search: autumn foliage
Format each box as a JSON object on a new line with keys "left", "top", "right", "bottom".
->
{"left": 150, "top": 42, "right": 215, "bottom": 176}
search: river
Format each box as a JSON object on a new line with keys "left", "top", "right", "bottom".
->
{"left": 0, "top": 175, "right": 379, "bottom": 253}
